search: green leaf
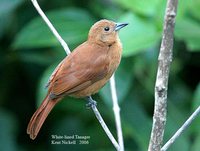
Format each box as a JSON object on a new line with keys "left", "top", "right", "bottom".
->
{"left": 121, "top": 95, "right": 152, "bottom": 151}
{"left": 191, "top": 134, "right": 200, "bottom": 151}
{"left": 186, "top": 39, "right": 200, "bottom": 51}
{"left": 0, "top": 0, "right": 22, "bottom": 15}
{"left": 192, "top": 83, "right": 200, "bottom": 109}
{"left": 18, "top": 50, "right": 63, "bottom": 65}
{"left": 164, "top": 102, "right": 190, "bottom": 151}
{"left": 99, "top": 58, "right": 134, "bottom": 107}
{"left": 175, "top": 18, "right": 200, "bottom": 51}
{"left": 114, "top": 0, "right": 160, "bottom": 17}
{"left": 118, "top": 13, "right": 160, "bottom": 57}
{"left": 154, "top": 0, "right": 189, "bottom": 28}
{"left": 189, "top": 0, "right": 200, "bottom": 21}
{"left": 176, "top": 0, "right": 190, "bottom": 21}
{"left": 13, "top": 8, "right": 94, "bottom": 49}
{"left": 191, "top": 83, "right": 200, "bottom": 134}
{"left": 164, "top": 118, "right": 190, "bottom": 151}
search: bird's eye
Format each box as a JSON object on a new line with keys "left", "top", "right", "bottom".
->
{"left": 104, "top": 27, "right": 110, "bottom": 31}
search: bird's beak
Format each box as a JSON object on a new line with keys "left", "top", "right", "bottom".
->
{"left": 115, "top": 23, "right": 128, "bottom": 31}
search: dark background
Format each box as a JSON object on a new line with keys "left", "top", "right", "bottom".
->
{"left": 0, "top": 0, "right": 200, "bottom": 151}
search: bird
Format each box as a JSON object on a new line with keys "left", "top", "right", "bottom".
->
{"left": 27, "top": 19, "right": 128, "bottom": 140}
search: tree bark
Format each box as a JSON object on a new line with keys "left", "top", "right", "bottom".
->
{"left": 148, "top": 0, "right": 178, "bottom": 151}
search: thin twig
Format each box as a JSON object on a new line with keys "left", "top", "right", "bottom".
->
{"left": 31, "top": 0, "right": 71, "bottom": 55}
{"left": 148, "top": 0, "right": 178, "bottom": 151}
{"left": 90, "top": 102, "right": 120, "bottom": 150}
{"left": 110, "top": 75, "right": 124, "bottom": 151}
{"left": 161, "top": 106, "right": 200, "bottom": 151}
{"left": 31, "top": 0, "right": 120, "bottom": 150}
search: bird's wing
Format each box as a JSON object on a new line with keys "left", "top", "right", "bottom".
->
{"left": 48, "top": 42, "right": 109, "bottom": 97}
{"left": 45, "top": 59, "right": 65, "bottom": 88}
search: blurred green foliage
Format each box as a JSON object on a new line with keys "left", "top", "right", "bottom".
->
{"left": 0, "top": 0, "right": 200, "bottom": 151}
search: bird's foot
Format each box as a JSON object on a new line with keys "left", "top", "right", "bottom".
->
{"left": 86, "top": 96, "right": 97, "bottom": 109}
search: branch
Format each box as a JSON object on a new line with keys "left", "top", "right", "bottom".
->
{"left": 31, "top": 0, "right": 121, "bottom": 150}
{"left": 148, "top": 0, "right": 178, "bottom": 151}
{"left": 161, "top": 106, "right": 200, "bottom": 151}
{"left": 110, "top": 75, "right": 124, "bottom": 151}
{"left": 90, "top": 99, "right": 120, "bottom": 150}
{"left": 31, "top": 0, "right": 71, "bottom": 55}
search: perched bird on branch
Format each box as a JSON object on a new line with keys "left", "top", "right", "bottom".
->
{"left": 27, "top": 19, "right": 128, "bottom": 140}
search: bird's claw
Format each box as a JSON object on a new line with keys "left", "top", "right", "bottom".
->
{"left": 86, "top": 97, "right": 97, "bottom": 109}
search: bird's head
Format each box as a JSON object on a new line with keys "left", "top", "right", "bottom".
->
{"left": 88, "top": 19, "right": 128, "bottom": 46}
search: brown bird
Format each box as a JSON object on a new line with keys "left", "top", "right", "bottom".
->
{"left": 27, "top": 19, "right": 128, "bottom": 140}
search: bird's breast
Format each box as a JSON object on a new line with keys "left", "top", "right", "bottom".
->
{"left": 107, "top": 41, "right": 122, "bottom": 74}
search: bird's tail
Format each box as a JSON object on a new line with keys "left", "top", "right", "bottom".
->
{"left": 27, "top": 95, "right": 60, "bottom": 140}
